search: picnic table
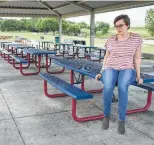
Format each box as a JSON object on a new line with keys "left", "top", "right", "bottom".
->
{"left": 54, "top": 43, "right": 74, "bottom": 57}
{"left": 6, "top": 43, "right": 35, "bottom": 56}
{"left": 85, "top": 47, "right": 106, "bottom": 62}
{"left": 12, "top": 48, "right": 56, "bottom": 76}
{"left": 40, "top": 58, "right": 154, "bottom": 122}
{"left": 1, "top": 43, "right": 24, "bottom": 61}
{"left": 37, "top": 40, "right": 54, "bottom": 49}
{"left": 72, "top": 45, "right": 105, "bottom": 59}
{"left": 0, "top": 41, "right": 12, "bottom": 49}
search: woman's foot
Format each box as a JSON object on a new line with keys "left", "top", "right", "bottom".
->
{"left": 118, "top": 120, "right": 125, "bottom": 135}
{"left": 102, "top": 116, "right": 110, "bottom": 130}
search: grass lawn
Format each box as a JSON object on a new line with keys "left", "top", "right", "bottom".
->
{"left": 109, "top": 27, "right": 150, "bottom": 38}
{"left": 142, "top": 44, "right": 154, "bottom": 54}
{"left": 0, "top": 29, "right": 154, "bottom": 54}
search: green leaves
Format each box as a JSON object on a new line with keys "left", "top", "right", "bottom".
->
{"left": 145, "top": 9, "right": 154, "bottom": 37}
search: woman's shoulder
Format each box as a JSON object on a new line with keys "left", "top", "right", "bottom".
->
{"left": 130, "top": 32, "right": 142, "bottom": 39}
{"left": 107, "top": 35, "right": 117, "bottom": 41}
{"left": 130, "top": 32, "right": 143, "bottom": 47}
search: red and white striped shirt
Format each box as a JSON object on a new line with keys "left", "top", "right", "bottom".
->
{"left": 104, "top": 33, "right": 143, "bottom": 70}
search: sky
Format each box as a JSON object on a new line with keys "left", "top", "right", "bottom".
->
{"left": 66, "top": 5, "right": 154, "bottom": 27}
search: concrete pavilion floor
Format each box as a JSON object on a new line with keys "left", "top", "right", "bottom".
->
{"left": 0, "top": 56, "right": 154, "bottom": 145}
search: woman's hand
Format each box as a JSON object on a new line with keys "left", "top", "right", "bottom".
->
{"left": 136, "top": 77, "right": 143, "bottom": 85}
{"left": 95, "top": 74, "right": 102, "bottom": 80}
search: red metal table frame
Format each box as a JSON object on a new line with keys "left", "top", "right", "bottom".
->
{"left": 43, "top": 59, "right": 153, "bottom": 122}
{"left": 16, "top": 49, "right": 64, "bottom": 76}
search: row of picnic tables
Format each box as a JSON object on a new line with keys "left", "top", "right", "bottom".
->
{"left": 1, "top": 41, "right": 154, "bottom": 122}
{"left": 0, "top": 41, "right": 153, "bottom": 84}
{"left": 0, "top": 41, "right": 106, "bottom": 75}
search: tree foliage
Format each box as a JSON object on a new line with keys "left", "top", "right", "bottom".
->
{"left": 145, "top": 9, "right": 154, "bottom": 37}
{"left": 0, "top": 18, "right": 110, "bottom": 37}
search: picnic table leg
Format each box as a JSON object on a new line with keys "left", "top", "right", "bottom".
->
{"left": 34, "top": 54, "right": 45, "bottom": 68}
{"left": 8, "top": 54, "right": 19, "bottom": 64}
{"left": 99, "top": 50, "right": 101, "bottom": 63}
{"left": 15, "top": 48, "right": 21, "bottom": 56}
{"left": 19, "top": 54, "right": 41, "bottom": 76}
{"left": 4, "top": 53, "right": 11, "bottom": 61}
{"left": 12, "top": 55, "right": 30, "bottom": 69}
{"left": 80, "top": 73, "right": 103, "bottom": 93}
{"left": 76, "top": 47, "right": 86, "bottom": 59}
{"left": 44, "top": 80, "right": 67, "bottom": 98}
{"left": 126, "top": 91, "right": 152, "bottom": 114}
{"left": 72, "top": 99, "right": 104, "bottom": 122}
{"left": 0, "top": 51, "right": 4, "bottom": 57}
{"left": 3, "top": 53, "right": 7, "bottom": 60}
{"left": 34, "top": 54, "right": 51, "bottom": 68}
{"left": 0, "top": 51, "right": 2, "bottom": 57}
{"left": 70, "top": 70, "right": 104, "bottom": 122}
{"left": 45, "top": 56, "right": 65, "bottom": 74}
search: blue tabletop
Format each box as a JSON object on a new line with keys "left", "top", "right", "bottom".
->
{"left": 53, "top": 58, "right": 102, "bottom": 78}
{"left": 85, "top": 53, "right": 105, "bottom": 59}
{"left": 23, "top": 48, "right": 56, "bottom": 55}
{"left": 0, "top": 41, "right": 11, "bottom": 43}
{"left": 52, "top": 58, "right": 154, "bottom": 84}
{"left": 6, "top": 43, "right": 35, "bottom": 49}
{"left": 94, "top": 48, "right": 106, "bottom": 51}
{"left": 58, "top": 43, "right": 73, "bottom": 46}
{"left": 72, "top": 45, "right": 97, "bottom": 48}
{"left": 5, "top": 43, "right": 19, "bottom": 46}
{"left": 14, "top": 46, "right": 35, "bottom": 49}
{"left": 37, "top": 41, "right": 54, "bottom": 43}
{"left": 72, "top": 45, "right": 98, "bottom": 50}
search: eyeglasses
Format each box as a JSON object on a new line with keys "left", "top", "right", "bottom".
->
{"left": 114, "top": 24, "right": 125, "bottom": 28}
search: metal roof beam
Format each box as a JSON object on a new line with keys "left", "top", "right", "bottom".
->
{"left": 76, "top": 1, "right": 85, "bottom": 4}
{"left": 0, "top": 6, "right": 46, "bottom": 10}
{"left": 49, "top": 1, "right": 86, "bottom": 11}
{"left": 95, "top": 1, "right": 154, "bottom": 13}
{"left": 0, "top": 13, "right": 54, "bottom": 17}
{"left": 67, "top": 1, "right": 93, "bottom": 12}
{"left": 37, "top": 0, "right": 61, "bottom": 17}
{"left": 53, "top": 3, "right": 71, "bottom": 10}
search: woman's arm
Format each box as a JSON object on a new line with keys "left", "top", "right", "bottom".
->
{"left": 95, "top": 49, "right": 110, "bottom": 80}
{"left": 134, "top": 46, "right": 142, "bottom": 79}
{"left": 100, "top": 50, "right": 110, "bottom": 73}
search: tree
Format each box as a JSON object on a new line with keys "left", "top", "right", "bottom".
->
{"left": 145, "top": 9, "right": 154, "bottom": 37}
{"left": 96, "top": 21, "right": 109, "bottom": 34}
{"left": 40, "top": 18, "right": 58, "bottom": 35}
{"left": 68, "top": 24, "right": 80, "bottom": 36}
{"left": 80, "top": 28, "right": 90, "bottom": 37}
{"left": 15, "top": 20, "right": 25, "bottom": 31}
{"left": 62, "top": 19, "right": 69, "bottom": 35}
{"left": 79, "top": 22, "right": 88, "bottom": 29}
{"left": 0, "top": 20, "right": 2, "bottom": 27}
{"left": 102, "top": 27, "right": 108, "bottom": 34}
{"left": 35, "top": 19, "right": 43, "bottom": 32}
{"left": 26, "top": 21, "right": 34, "bottom": 31}
{"left": 1, "top": 19, "right": 18, "bottom": 31}
{"left": 19, "top": 19, "right": 27, "bottom": 31}
{"left": 23, "top": 18, "right": 39, "bottom": 32}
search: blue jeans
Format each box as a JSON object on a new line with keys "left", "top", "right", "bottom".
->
{"left": 102, "top": 68, "right": 136, "bottom": 121}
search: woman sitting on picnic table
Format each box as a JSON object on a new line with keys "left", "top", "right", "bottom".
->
{"left": 95, "top": 14, "right": 143, "bottom": 135}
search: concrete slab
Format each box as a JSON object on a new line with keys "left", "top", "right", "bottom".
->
{"left": 2, "top": 90, "right": 101, "bottom": 118}
{"left": 0, "top": 120, "right": 24, "bottom": 145}
{"left": 0, "top": 79, "right": 42, "bottom": 93}
{"left": 15, "top": 112, "right": 154, "bottom": 145}
{"left": 0, "top": 92, "right": 12, "bottom": 121}
{"left": 1, "top": 56, "right": 154, "bottom": 145}
{"left": 89, "top": 86, "right": 154, "bottom": 141}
